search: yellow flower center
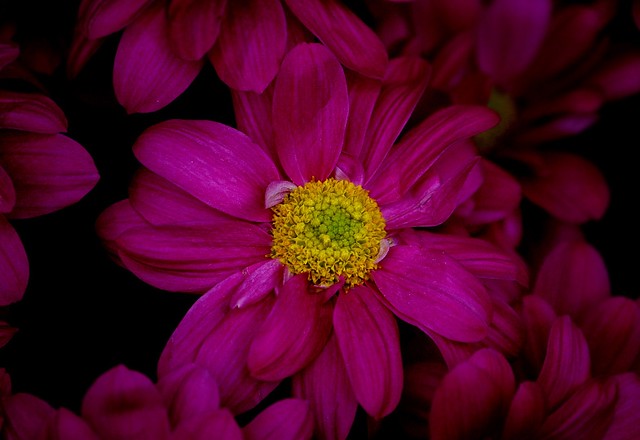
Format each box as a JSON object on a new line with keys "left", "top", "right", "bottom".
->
{"left": 270, "top": 178, "right": 386, "bottom": 288}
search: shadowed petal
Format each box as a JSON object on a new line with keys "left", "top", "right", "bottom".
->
{"left": 334, "top": 285, "right": 403, "bottom": 419}
{"left": 273, "top": 43, "right": 348, "bottom": 185}
{"left": 285, "top": 0, "right": 388, "bottom": 78}
{"left": 168, "top": 0, "right": 227, "bottom": 60}
{"left": 0, "top": 90, "right": 67, "bottom": 133}
{"left": 521, "top": 295, "right": 557, "bottom": 374}
{"left": 0, "top": 216, "right": 28, "bottom": 306}
{"left": 172, "top": 408, "right": 243, "bottom": 440}
{"left": 44, "top": 408, "right": 99, "bottom": 440}
{"left": 231, "top": 86, "right": 276, "bottom": 161}
{"left": 604, "top": 373, "right": 640, "bottom": 440}
{"left": 248, "top": 274, "right": 334, "bottom": 381}
{"left": 0, "top": 132, "right": 99, "bottom": 219}
{"left": 81, "top": 0, "right": 153, "bottom": 38}
{"left": 0, "top": 164, "right": 15, "bottom": 214}
{"left": 502, "top": 381, "right": 546, "bottom": 440}
{"left": 0, "top": 43, "right": 19, "bottom": 70}
{"left": 113, "top": 4, "right": 203, "bottom": 113}
{"left": 210, "top": 0, "right": 286, "bottom": 92}
{"left": 292, "top": 333, "right": 358, "bottom": 440}
{"left": 2, "top": 393, "right": 55, "bottom": 439}
{"left": 372, "top": 245, "right": 491, "bottom": 342}
{"left": 243, "top": 398, "right": 313, "bottom": 440}
{"left": 133, "top": 119, "right": 280, "bottom": 222}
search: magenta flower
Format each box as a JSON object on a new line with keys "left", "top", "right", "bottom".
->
{"left": 96, "top": 42, "right": 527, "bottom": 436}
{"left": 68, "top": 0, "right": 389, "bottom": 113}
{"left": 0, "top": 44, "right": 99, "bottom": 309}
{"left": 0, "top": 363, "right": 313, "bottom": 439}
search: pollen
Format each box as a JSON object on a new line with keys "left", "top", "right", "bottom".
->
{"left": 270, "top": 178, "right": 386, "bottom": 288}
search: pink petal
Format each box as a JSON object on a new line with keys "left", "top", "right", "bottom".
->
{"left": 502, "top": 381, "right": 546, "bottom": 440}
{"left": 81, "top": 365, "right": 171, "bottom": 440}
{"left": 243, "top": 398, "right": 313, "bottom": 440}
{"left": 367, "top": 105, "right": 498, "bottom": 204}
{"left": 231, "top": 86, "right": 277, "bottom": 162}
{"left": 133, "top": 119, "right": 280, "bottom": 222}
{"left": 113, "top": 4, "right": 203, "bottom": 113}
{"left": 292, "top": 333, "right": 358, "bottom": 440}
{"left": 209, "top": 0, "right": 287, "bottom": 92}
{"left": 2, "top": 393, "right": 55, "bottom": 439}
{"left": 342, "top": 72, "right": 381, "bottom": 159}
{"left": 44, "top": 408, "right": 100, "bottom": 440}
{"left": 168, "top": 0, "right": 227, "bottom": 60}
{"left": 156, "top": 363, "right": 220, "bottom": 428}
{"left": 604, "top": 373, "right": 640, "bottom": 440}
{"left": 588, "top": 52, "right": 640, "bottom": 101}
{"left": 360, "top": 56, "right": 430, "bottom": 179}
{"left": 0, "top": 216, "right": 28, "bottom": 306}
{"left": 230, "top": 259, "right": 283, "bottom": 309}
{"left": 0, "top": 90, "right": 67, "bottom": 133}
{"left": 248, "top": 274, "right": 334, "bottom": 381}
{"left": 514, "top": 151, "right": 610, "bottom": 223}
{"left": 476, "top": 0, "right": 552, "bottom": 84}
{"left": 129, "top": 168, "right": 233, "bottom": 226}
{"left": 272, "top": 43, "right": 348, "bottom": 185}
{"left": 95, "top": 199, "right": 148, "bottom": 266}
{"left": 285, "top": 0, "right": 388, "bottom": 78}
{"left": 171, "top": 408, "right": 243, "bottom": 440}
{"left": 520, "top": 295, "right": 557, "bottom": 374}
{"left": 537, "top": 316, "right": 591, "bottom": 409}
{"left": 334, "top": 285, "right": 403, "bottom": 419}
{"left": 483, "top": 296, "right": 525, "bottom": 359}
{"left": 115, "top": 220, "right": 271, "bottom": 293}
{"left": 533, "top": 239, "right": 610, "bottom": 317}
{"left": 0, "top": 163, "right": 15, "bottom": 214}
{"left": 581, "top": 297, "right": 640, "bottom": 375}
{"left": 429, "top": 348, "right": 515, "bottom": 440}
{"left": 80, "top": 0, "right": 154, "bottom": 38}
{"left": 372, "top": 245, "right": 491, "bottom": 343}
{"left": 0, "top": 132, "right": 99, "bottom": 219}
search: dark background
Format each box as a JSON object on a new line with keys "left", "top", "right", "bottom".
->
{"left": 0, "top": 0, "right": 639, "bottom": 434}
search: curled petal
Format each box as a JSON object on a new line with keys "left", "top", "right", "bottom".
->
{"left": 264, "top": 180, "right": 297, "bottom": 209}
{"left": 243, "top": 398, "right": 313, "bottom": 440}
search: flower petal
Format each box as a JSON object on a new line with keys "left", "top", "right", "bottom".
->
{"left": 44, "top": 408, "right": 99, "bottom": 440}
{"left": 209, "top": 0, "right": 286, "bottom": 92}
{"left": 80, "top": 0, "right": 154, "bottom": 38}
{"left": 342, "top": 72, "right": 381, "bottom": 159}
{"left": 95, "top": 199, "right": 148, "bottom": 266}
{"left": 0, "top": 132, "right": 99, "bottom": 219}
{"left": 133, "top": 119, "right": 280, "bottom": 222}
{"left": 0, "top": 90, "right": 67, "bottom": 133}
{"left": 115, "top": 220, "right": 271, "bottom": 293}
{"left": 604, "top": 373, "right": 640, "bottom": 440}
{"left": 248, "top": 274, "right": 334, "bottom": 381}
{"left": 521, "top": 295, "right": 557, "bottom": 374}
{"left": 429, "top": 348, "right": 515, "bottom": 440}
{"left": 292, "top": 333, "right": 358, "bottom": 440}
{"left": 172, "top": 408, "right": 243, "bottom": 440}
{"left": 231, "top": 86, "right": 277, "bottom": 161}
{"left": 272, "top": 43, "right": 348, "bottom": 185}
{"left": 230, "top": 259, "right": 283, "bottom": 309}
{"left": 0, "top": 43, "right": 19, "bottom": 70}
{"left": 502, "top": 381, "right": 546, "bottom": 440}
{"left": 285, "top": 0, "right": 388, "bottom": 78}
{"left": 0, "top": 216, "right": 28, "bottom": 306}
{"left": 2, "top": 393, "right": 55, "bottom": 439}
{"left": 243, "top": 398, "right": 313, "bottom": 440}
{"left": 81, "top": 365, "right": 171, "bottom": 440}
{"left": 168, "top": 0, "right": 227, "bottom": 60}
{"left": 113, "top": 4, "right": 203, "bottom": 113}
{"left": 372, "top": 245, "right": 491, "bottom": 343}
{"left": 334, "top": 285, "right": 403, "bottom": 419}
{"left": 0, "top": 163, "right": 15, "bottom": 214}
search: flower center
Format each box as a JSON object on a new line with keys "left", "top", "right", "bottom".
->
{"left": 270, "top": 178, "right": 386, "bottom": 288}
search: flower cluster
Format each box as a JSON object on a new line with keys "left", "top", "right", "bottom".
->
{"left": 1, "top": 1, "right": 639, "bottom": 439}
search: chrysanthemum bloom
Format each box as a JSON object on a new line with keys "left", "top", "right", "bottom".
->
{"left": 0, "top": 43, "right": 99, "bottom": 310}
{"left": 369, "top": 0, "right": 640, "bottom": 227}
{"left": 68, "top": 0, "right": 388, "bottom": 113}
{"left": 0, "top": 363, "right": 313, "bottom": 439}
{"left": 96, "top": 42, "right": 527, "bottom": 437}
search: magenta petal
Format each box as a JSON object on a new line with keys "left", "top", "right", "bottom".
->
{"left": 0, "top": 216, "right": 28, "bottom": 306}
{"left": 0, "top": 43, "right": 19, "bottom": 70}
{"left": 231, "top": 87, "right": 277, "bottom": 161}
{"left": 334, "top": 285, "right": 403, "bottom": 419}
{"left": 133, "top": 119, "right": 280, "bottom": 222}
{"left": 66, "top": 30, "right": 105, "bottom": 79}
{"left": 209, "top": 0, "right": 286, "bottom": 92}
{"left": 533, "top": 239, "right": 610, "bottom": 317}
{"left": 81, "top": 0, "right": 154, "bottom": 38}
{"left": 115, "top": 220, "right": 271, "bottom": 293}
{"left": 604, "top": 373, "right": 640, "bottom": 440}
{"left": 248, "top": 274, "right": 334, "bottom": 381}
{"left": 45, "top": 408, "right": 99, "bottom": 440}
{"left": 230, "top": 259, "right": 283, "bottom": 309}
{"left": 2, "top": 393, "right": 55, "bottom": 439}
{"left": 372, "top": 245, "right": 491, "bottom": 343}
{"left": 502, "top": 381, "right": 546, "bottom": 440}
{"left": 476, "top": 0, "right": 552, "bottom": 84}
{"left": 0, "top": 163, "right": 15, "bottom": 211}
{"left": 156, "top": 364, "right": 220, "bottom": 428}
{"left": 168, "top": 0, "right": 227, "bottom": 60}
{"left": 0, "top": 132, "right": 98, "bottom": 219}
{"left": 0, "top": 90, "right": 67, "bottom": 133}
{"left": 81, "top": 365, "right": 171, "bottom": 439}
{"left": 521, "top": 295, "right": 557, "bottom": 374}
{"left": 285, "top": 0, "right": 388, "bottom": 78}
{"left": 272, "top": 43, "right": 348, "bottom": 185}
{"left": 95, "top": 199, "right": 148, "bottom": 266}
{"left": 537, "top": 316, "right": 591, "bottom": 409}
{"left": 172, "top": 408, "right": 243, "bottom": 440}
{"left": 243, "top": 398, "right": 313, "bottom": 440}
{"left": 113, "top": 4, "right": 203, "bottom": 113}
{"left": 429, "top": 348, "right": 515, "bottom": 440}
{"left": 342, "top": 72, "right": 381, "bottom": 159}
{"left": 292, "top": 333, "right": 358, "bottom": 440}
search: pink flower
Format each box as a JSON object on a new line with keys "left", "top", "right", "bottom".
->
{"left": 0, "top": 44, "right": 99, "bottom": 309}
{"left": 68, "top": 0, "right": 389, "bottom": 113}
{"left": 0, "top": 363, "right": 313, "bottom": 439}
{"left": 97, "top": 42, "right": 526, "bottom": 436}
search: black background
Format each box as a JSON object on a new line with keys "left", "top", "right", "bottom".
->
{"left": 0, "top": 0, "right": 639, "bottom": 435}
